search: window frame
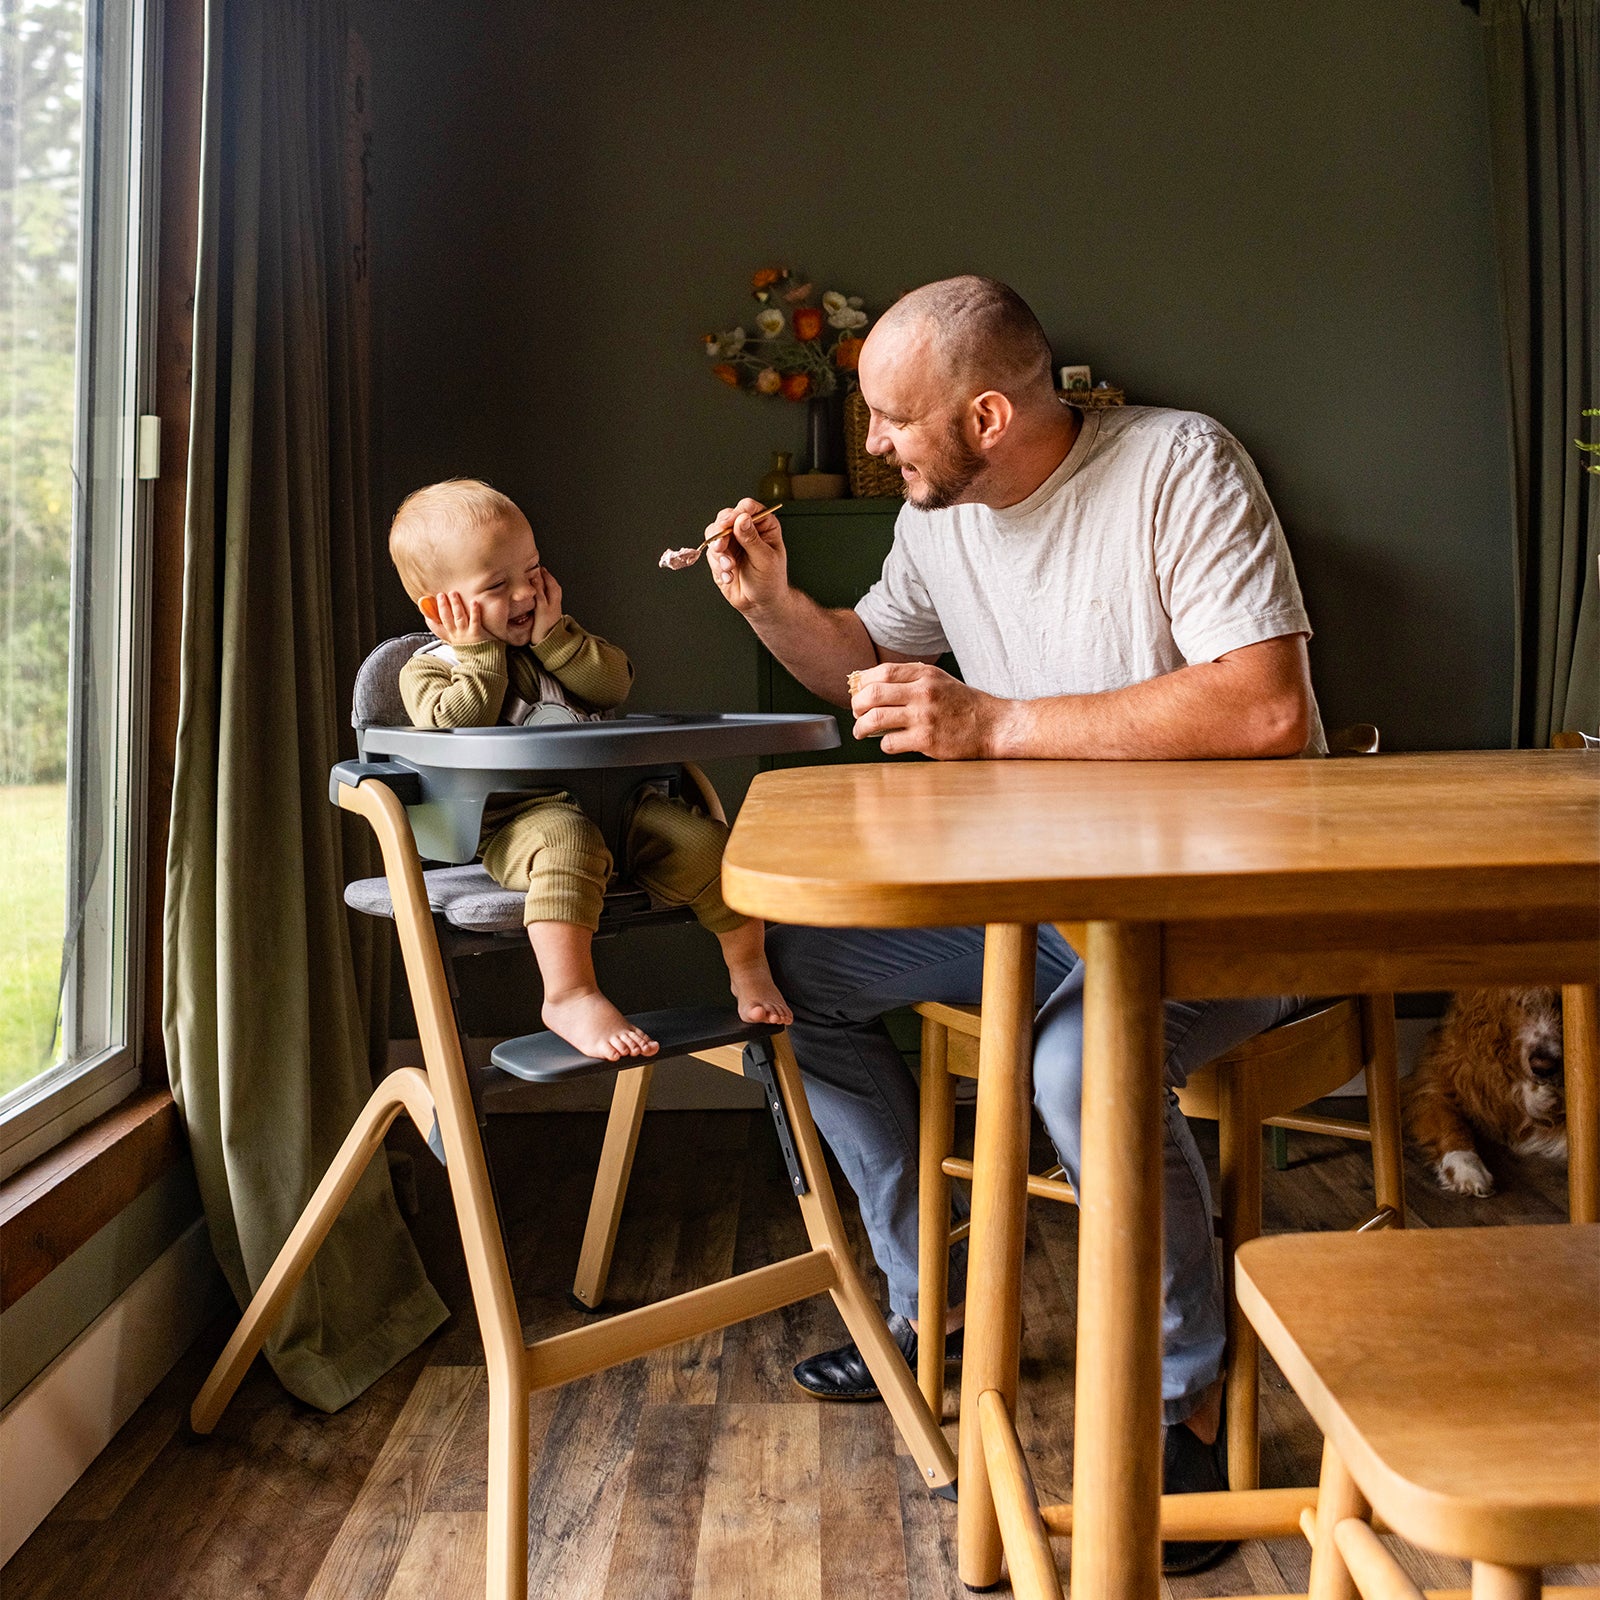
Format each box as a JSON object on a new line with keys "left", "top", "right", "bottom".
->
{"left": 0, "top": 0, "right": 162, "bottom": 1180}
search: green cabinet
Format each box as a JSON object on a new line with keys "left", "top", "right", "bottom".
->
{"left": 757, "top": 497, "right": 957, "bottom": 768}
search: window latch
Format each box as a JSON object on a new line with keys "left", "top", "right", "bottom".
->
{"left": 136, "top": 415, "right": 161, "bottom": 481}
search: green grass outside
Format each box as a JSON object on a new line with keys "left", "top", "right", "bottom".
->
{"left": 1, "top": 784, "right": 66, "bottom": 1096}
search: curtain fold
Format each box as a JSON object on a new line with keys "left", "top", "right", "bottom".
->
{"left": 165, "top": 0, "right": 446, "bottom": 1411}
{"left": 1482, "top": 0, "right": 1599, "bottom": 743}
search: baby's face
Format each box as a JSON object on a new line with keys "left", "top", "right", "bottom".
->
{"left": 434, "top": 513, "right": 543, "bottom": 646}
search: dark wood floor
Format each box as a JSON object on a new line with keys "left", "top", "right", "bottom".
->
{"left": 6, "top": 1097, "right": 1593, "bottom": 1599}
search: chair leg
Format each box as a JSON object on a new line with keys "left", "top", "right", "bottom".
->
{"left": 486, "top": 1355, "right": 531, "bottom": 1600}
{"left": 1218, "top": 1062, "right": 1263, "bottom": 1491}
{"left": 570, "top": 1064, "right": 655, "bottom": 1308}
{"left": 1470, "top": 1564, "right": 1541, "bottom": 1600}
{"left": 1361, "top": 994, "right": 1406, "bottom": 1226}
{"left": 768, "top": 1031, "right": 957, "bottom": 1492}
{"left": 918, "top": 1017, "right": 957, "bottom": 1421}
{"left": 1307, "top": 1436, "right": 1369, "bottom": 1600}
{"left": 1269, "top": 1125, "right": 1290, "bottom": 1171}
{"left": 190, "top": 1066, "right": 438, "bottom": 1433}
{"left": 1564, "top": 984, "right": 1599, "bottom": 1225}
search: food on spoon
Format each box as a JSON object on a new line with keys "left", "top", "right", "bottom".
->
{"left": 658, "top": 546, "right": 702, "bottom": 570}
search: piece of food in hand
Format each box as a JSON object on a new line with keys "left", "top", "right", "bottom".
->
{"left": 659, "top": 546, "right": 703, "bottom": 571}
{"left": 419, "top": 595, "right": 440, "bottom": 622}
{"left": 847, "top": 670, "right": 864, "bottom": 697}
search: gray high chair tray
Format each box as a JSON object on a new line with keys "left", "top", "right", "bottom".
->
{"left": 348, "top": 712, "right": 839, "bottom": 864}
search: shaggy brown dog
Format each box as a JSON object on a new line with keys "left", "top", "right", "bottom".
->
{"left": 1404, "top": 988, "right": 1566, "bottom": 1196}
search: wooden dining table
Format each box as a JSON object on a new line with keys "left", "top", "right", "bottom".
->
{"left": 721, "top": 750, "right": 1599, "bottom": 1600}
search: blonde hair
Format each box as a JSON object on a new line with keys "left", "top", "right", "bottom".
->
{"left": 389, "top": 478, "right": 523, "bottom": 599}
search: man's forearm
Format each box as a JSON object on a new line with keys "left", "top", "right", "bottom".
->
{"left": 986, "top": 649, "right": 1313, "bottom": 760}
{"left": 745, "top": 589, "right": 880, "bottom": 708}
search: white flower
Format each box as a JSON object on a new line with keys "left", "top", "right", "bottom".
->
{"left": 755, "top": 308, "right": 785, "bottom": 338}
{"left": 827, "top": 307, "right": 868, "bottom": 330}
{"left": 723, "top": 326, "right": 747, "bottom": 355}
{"left": 755, "top": 367, "right": 781, "bottom": 394}
{"left": 703, "top": 334, "right": 720, "bottom": 357}
{"left": 822, "top": 290, "right": 848, "bottom": 315}
{"left": 847, "top": 295, "right": 864, "bottom": 308}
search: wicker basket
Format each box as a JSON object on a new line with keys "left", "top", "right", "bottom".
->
{"left": 1059, "top": 385, "right": 1126, "bottom": 408}
{"left": 844, "top": 389, "right": 905, "bottom": 499}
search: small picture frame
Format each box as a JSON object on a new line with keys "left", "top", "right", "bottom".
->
{"left": 1058, "top": 364, "right": 1092, "bottom": 393}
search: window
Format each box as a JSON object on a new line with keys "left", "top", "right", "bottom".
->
{"left": 1, "top": 0, "right": 156, "bottom": 1175}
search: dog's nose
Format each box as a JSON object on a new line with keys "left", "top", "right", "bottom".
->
{"left": 1529, "top": 1048, "right": 1563, "bottom": 1081}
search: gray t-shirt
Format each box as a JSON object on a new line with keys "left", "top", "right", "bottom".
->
{"left": 855, "top": 404, "right": 1325, "bottom": 753}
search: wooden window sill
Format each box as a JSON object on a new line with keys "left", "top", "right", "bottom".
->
{"left": 0, "top": 1089, "right": 187, "bottom": 1311}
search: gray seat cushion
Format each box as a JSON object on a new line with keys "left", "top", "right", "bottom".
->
{"left": 344, "top": 864, "right": 527, "bottom": 933}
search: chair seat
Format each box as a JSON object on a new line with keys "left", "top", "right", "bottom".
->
{"left": 344, "top": 864, "right": 693, "bottom": 938}
{"left": 346, "top": 863, "right": 526, "bottom": 931}
{"left": 490, "top": 1007, "right": 781, "bottom": 1082}
{"left": 1236, "top": 1224, "right": 1600, "bottom": 1567}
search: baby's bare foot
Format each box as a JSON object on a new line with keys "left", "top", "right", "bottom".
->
{"left": 728, "top": 955, "right": 793, "bottom": 1027}
{"left": 542, "top": 989, "right": 658, "bottom": 1062}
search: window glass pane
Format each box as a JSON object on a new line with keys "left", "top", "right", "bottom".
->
{"left": 1, "top": 0, "right": 146, "bottom": 1120}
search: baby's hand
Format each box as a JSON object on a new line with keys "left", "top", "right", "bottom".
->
{"left": 423, "top": 590, "right": 492, "bottom": 646}
{"left": 531, "top": 567, "right": 563, "bottom": 643}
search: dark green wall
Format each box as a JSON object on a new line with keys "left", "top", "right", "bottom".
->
{"left": 361, "top": 0, "right": 1514, "bottom": 1031}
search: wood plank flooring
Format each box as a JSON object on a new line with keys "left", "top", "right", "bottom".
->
{"left": 7, "top": 1098, "right": 1595, "bottom": 1599}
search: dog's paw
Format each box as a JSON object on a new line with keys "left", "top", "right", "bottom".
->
{"left": 1437, "top": 1150, "right": 1495, "bottom": 1197}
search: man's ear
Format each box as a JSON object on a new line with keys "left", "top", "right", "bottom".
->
{"left": 971, "top": 390, "right": 1014, "bottom": 449}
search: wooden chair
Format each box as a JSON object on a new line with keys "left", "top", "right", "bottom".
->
{"left": 916, "top": 984, "right": 1402, "bottom": 1491}
{"left": 1236, "top": 1224, "right": 1600, "bottom": 1600}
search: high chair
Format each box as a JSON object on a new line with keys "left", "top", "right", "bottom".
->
{"left": 913, "top": 724, "right": 1406, "bottom": 1495}
{"left": 1236, "top": 1224, "right": 1600, "bottom": 1600}
{"left": 188, "top": 635, "right": 956, "bottom": 1600}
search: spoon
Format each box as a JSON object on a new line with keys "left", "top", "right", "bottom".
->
{"left": 659, "top": 503, "right": 784, "bottom": 570}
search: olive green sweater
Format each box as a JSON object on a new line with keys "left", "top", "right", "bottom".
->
{"left": 398, "top": 616, "right": 634, "bottom": 728}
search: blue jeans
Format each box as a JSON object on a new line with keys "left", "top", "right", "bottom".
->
{"left": 766, "top": 922, "right": 1299, "bottom": 1425}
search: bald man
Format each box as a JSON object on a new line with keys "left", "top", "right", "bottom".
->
{"left": 701, "top": 276, "right": 1322, "bottom": 1573}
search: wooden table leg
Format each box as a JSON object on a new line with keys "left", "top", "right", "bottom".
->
{"left": 1069, "top": 921, "right": 1165, "bottom": 1600}
{"left": 957, "top": 923, "right": 1039, "bottom": 1590}
{"left": 1564, "top": 985, "right": 1598, "bottom": 1224}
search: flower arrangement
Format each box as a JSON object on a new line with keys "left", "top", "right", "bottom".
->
{"left": 702, "top": 267, "right": 870, "bottom": 401}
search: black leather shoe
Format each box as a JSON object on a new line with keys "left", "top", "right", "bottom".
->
{"left": 1160, "top": 1416, "right": 1234, "bottom": 1576}
{"left": 791, "top": 1313, "right": 963, "bottom": 1401}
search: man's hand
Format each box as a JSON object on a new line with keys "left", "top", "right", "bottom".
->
{"left": 531, "top": 567, "right": 563, "bottom": 643}
{"left": 706, "top": 499, "right": 788, "bottom": 613}
{"left": 850, "top": 662, "right": 1011, "bottom": 759}
{"left": 422, "top": 590, "right": 493, "bottom": 647}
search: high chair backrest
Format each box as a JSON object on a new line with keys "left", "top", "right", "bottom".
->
{"left": 352, "top": 632, "right": 434, "bottom": 754}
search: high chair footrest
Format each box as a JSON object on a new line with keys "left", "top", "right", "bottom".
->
{"left": 490, "top": 1008, "right": 781, "bottom": 1083}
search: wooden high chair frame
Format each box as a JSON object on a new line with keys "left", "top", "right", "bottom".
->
{"left": 189, "top": 769, "right": 956, "bottom": 1600}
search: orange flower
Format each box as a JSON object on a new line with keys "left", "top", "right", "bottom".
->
{"left": 780, "top": 372, "right": 811, "bottom": 401}
{"left": 751, "top": 266, "right": 784, "bottom": 291}
{"left": 711, "top": 363, "right": 741, "bottom": 387}
{"left": 833, "top": 336, "right": 864, "bottom": 371}
{"left": 793, "top": 306, "right": 824, "bottom": 342}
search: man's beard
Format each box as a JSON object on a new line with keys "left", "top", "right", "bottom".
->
{"left": 899, "top": 417, "right": 987, "bottom": 510}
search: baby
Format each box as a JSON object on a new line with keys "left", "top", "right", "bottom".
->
{"left": 388, "top": 478, "right": 791, "bottom": 1061}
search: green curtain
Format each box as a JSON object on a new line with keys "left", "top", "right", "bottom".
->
{"left": 164, "top": 0, "right": 446, "bottom": 1410}
{"left": 1482, "top": 0, "right": 1599, "bottom": 743}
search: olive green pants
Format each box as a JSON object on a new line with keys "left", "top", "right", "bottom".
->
{"left": 479, "top": 790, "right": 743, "bottom": 935}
